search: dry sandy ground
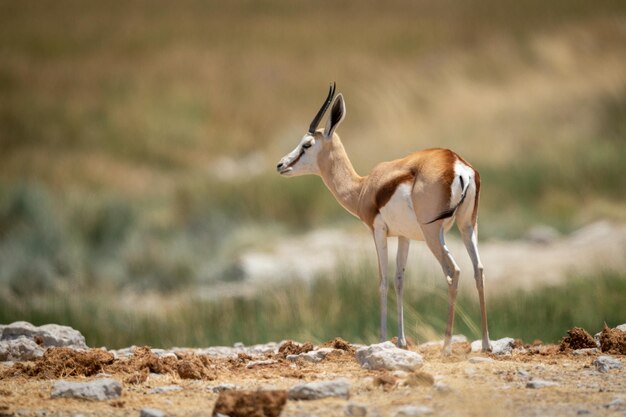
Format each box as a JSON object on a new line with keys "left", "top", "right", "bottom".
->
{"left": 1, "top": 340, "right": 625, "bottom": 417}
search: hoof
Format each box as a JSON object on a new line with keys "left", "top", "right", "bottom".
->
{"left": 441, "top": 346, "right": 452, "bottom": 357}
{"left": 397, "top": 339, "right": 408, "bottom": 350}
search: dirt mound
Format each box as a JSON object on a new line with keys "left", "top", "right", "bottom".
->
{"left": 559, "top": 327, "right": 597, "bottom": 351}
{"left": 1, "top": 346, "right": 217, "bottom": 381}
{"left": 1, "top": 347, "right": 114, "bottom": 379}
{"left": 320, "top": 337, "right": 355, "bottom": 354}
{"left": 112, "top": 347, "right": 216, "bottom": 380}
{"left": 277, "top": 340, "right": 313, "bottom": 357}
{"left": 599, "top": 324, "right": 626, "bottom": 354}
{"left": 175, "top": 354, "right": 216, "bottom": 380}
{"left": 212, "top": 390, "right": 288, "bottom": 417}
{"left": 111, "top": 346, "right": 177, "bottom": 375}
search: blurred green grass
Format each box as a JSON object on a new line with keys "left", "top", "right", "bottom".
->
{"left": 1, "top": 264, "right": 624, "bottom": 348}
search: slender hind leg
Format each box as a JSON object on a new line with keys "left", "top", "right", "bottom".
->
{"left": 394, "top": 236, "right": 410, "bottom": 348}
{"left": 459, "top": 223, "right": 491, "bottom": 352}
{"left": 373, "top": 222, "right": 389, "bottom": 342}
{"left": 420, "top": 221, "right": 461, "bottom": 355}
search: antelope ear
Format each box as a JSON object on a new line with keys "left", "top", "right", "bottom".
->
{"left": 323, "top": 94, "right": 346, "bottom": 138}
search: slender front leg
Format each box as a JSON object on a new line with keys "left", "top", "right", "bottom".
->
{"left": 395, "top": 236, "right": 410, "bottom": 348}
{"left": 373, "top": 223, "right": 389, "bottom": 343}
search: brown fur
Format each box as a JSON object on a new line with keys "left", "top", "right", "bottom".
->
{"left": 355, "top": 148, "right": 461, "bottom": 229}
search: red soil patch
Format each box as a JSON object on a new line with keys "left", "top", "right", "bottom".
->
{"left": 212, "top": 390, "right": 288, "bottom": 417}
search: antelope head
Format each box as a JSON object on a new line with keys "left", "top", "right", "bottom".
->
{"left": 276, "top": 82, "right": 346, "bottom": 177}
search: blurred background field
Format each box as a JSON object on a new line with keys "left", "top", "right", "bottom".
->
{"left": 1, "top": 0, "right": 625, "bottom": 348}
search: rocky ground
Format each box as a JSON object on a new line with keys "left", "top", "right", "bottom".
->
{"left": 1, "top": 322, "right": 626, "bottom": 417}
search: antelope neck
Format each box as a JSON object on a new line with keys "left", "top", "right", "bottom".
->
{"left": 317, "top": 137, "right": 365, "bottom": 219}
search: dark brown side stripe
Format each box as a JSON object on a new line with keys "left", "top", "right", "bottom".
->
{"left": 375, "top": 170, "right": 416, "bottom": 212}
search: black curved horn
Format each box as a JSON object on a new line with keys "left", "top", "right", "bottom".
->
{"left": 308, "top": 82, "right": 336, "bottom": 134}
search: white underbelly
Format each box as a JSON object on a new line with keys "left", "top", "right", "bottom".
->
{"left": 378, "top": 183, "right": 425, "bottom": 240}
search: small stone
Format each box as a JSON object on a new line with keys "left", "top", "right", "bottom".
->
{"left": 516, "top": 369, "right": 530, "bottom": 378}
{"left": 345, "top": 402, "right": 368, "bottom": 417}
{"left": 288, "top": 379, "right": 350, "bottom": 400}
{"left": 604, "top": 398, "right": 624, "bottom": 409}
{"left": 394, "top": 405, "right": 433, "bottom": 416}
{"left": 246, "top": 359, "right": 277, "bottom": 368}
{"left": 148, "top": 385, "right": 183, "bottom": 394}
{"left": 594, "top": 356, "right": 623, "bottom": 373}
{"left": 577, "top": 410, "right": 590, "bottom": 415}
{"left": 356, "top": 342, "right": 423, "bottom": 371}
{"left": 301, "top": 348, "right": 333, "bottom": 362}
{"left": 51, "top": 379, "right": 121, "bottom": 401}
{"left": 140, "top": 408, "right": 167, "bottom": 417}
{"left": 433, "top": 381, "right": 451, "bottom": 393}
{"left": 471, "top": 338, "right": 516, "bottom": 355}
{"left": 208, "top": 384, "right": 237, "bottom": 393}
{"left": 468, "top": 356, "right": 494, "bottom": 364}
{"left": 572, "top": 348, "right": 600, "bottom": 356}
{"left": 526, "top": 379, "right": 558, "bottom": 389}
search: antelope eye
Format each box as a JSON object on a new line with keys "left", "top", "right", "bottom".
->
{"left": 302, "top": 141, "right": 313, "bottom": 149}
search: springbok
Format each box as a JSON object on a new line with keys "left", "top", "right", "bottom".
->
{"left": 276, "top": 83, "right": 491, "bottom": 354}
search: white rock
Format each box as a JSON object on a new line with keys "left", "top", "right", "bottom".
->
{"left": 572, "top": 348, "right": 600, "bottom": 356}
{"left": 356, "top": 342, "right": 424, "bottom": 371}
{"left": 526, "top": 379, "right": 558, "bottom": 389}
{"left": 246, "top": 359, "right": 277, "bottom": 368}
{"left": 140, "top": 408, "right": 167, "bottom": 417}
{"left": 288, "top": 378, "right": 350, "bottom": 400}
{"left": 394, "top": 405, "right": 433, "bottom": 416}
{"left": 594, "top": 356, "right": 623, "bottom": 373}
{"left": 468, "top": 356, "right": 494, "bottom": 364}
{"left": 345, "top": 402, "right": 368, "bottom": 416}
{"left": 433, "top": 381, "right": 451, "bottom": 393}
{"left": 51, "top": 379, "right": 122, "bottom": 401}
{"left": 0, "top": 336, "right": 45, "bottom": 361}
{"left": 471, "top": 338, "right": 516, "bottom": 355}
{"left": 148, "top": 385, "right": 183, "bottom": 394}
{"left": 1, "top": 321, "right": 86, "bottom": 348}
{"left": 286, "top": 348, "right": 332, "bottom": 363}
